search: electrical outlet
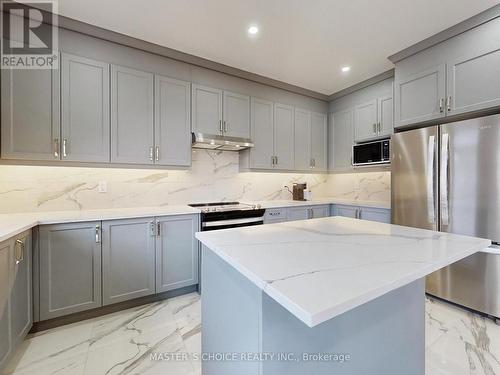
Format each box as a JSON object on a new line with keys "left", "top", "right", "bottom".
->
{"left": 98, "top": 181, "right": 107, "bottom": 193}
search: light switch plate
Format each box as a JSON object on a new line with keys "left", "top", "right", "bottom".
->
{"left": 98, "top": 181, "right": 107, "bottom": 193}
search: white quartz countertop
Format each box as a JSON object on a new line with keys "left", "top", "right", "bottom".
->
{"left": 196, "top": 217, "right": 491, "bottom": 327}
{"left": 0, "top": 205, "right": 200, "bottom": 242}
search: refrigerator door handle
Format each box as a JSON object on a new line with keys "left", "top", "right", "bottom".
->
{"left": 426, "top": 135, "right": 436, "bottom": 224}
{"left": 440, "top": 133, "right": 450, "bottom": 226}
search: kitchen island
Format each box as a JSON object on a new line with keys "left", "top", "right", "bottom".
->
{"left": 195, "top": 216, "right": 491, "bottom": 375}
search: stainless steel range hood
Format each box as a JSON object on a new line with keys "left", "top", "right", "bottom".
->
{"left": 191, "top": 132, "right": 254, "bottom": 151}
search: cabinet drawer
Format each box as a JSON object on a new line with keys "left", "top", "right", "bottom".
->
{"left": 264, "top": 208, "right": 287, "bottom": 223}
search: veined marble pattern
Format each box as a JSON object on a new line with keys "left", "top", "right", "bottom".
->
{"left": 0, "top": 151, "right": 390, "bottom": 214}
{"left": 4, "top": 293, "right": 500, "bottom": 374}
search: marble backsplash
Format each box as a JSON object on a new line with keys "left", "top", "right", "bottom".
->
{"left": 0, "top": 150, "right": 390, "bottom": 214}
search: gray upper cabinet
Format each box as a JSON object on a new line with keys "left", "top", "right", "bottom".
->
{"left": 354, "top": 99, "right": 377, "bottom": 142}
{"left": 156, "top": 214, "right": 199, "bottom": 293}
{"left": 274, "top": 103, "right": 295, "bottom": 170}
{"left": 378, "top": 95, "right": 393, "bottom": 137}
{"left": 310, "top": 112, "right": 327, "bottom": 171}
{"left": 102, "top": 218, "right": 156, "bottom": 305}
{"left": 10, "top": 232, "right": 32, "bottom": 347}
{"left": 1, "top": 67, "right": 59, "bottom": 161}
{"left": 192, "top": 84, "right": 223, "bottom": 136}
{"left": 447, "top": 49, "right": 500, "bottom": 116}
{"left": 154, "top": 75, "right": 191, "bottom": 166}
{"left": 294, "top": 108, "right": 311, "bottom": 170}
{"left": 223, "top": 91, "right": 250, "bottom": 139}
{"left": 249, "top": 97, "right": 274, "bottom": 169}
{"left": 394, "top": 64, "right": 446, "bottom": 129}
{"left": 331, "top": 108, "right": 353, "bottom": 170}
{"left": 39, "top": 222, "right": 102, "bottom": 320}
{"left": 111, "top": 65, "right": 154, "bottom": 164}
{"left": 61, "top": 53, "right": 110, "bottom": 162}
{"left": 0, "top": 239, "right": 12, "bottom": 370}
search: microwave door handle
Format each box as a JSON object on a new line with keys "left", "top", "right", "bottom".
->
{"left": 440, "top": 133, "right": 450, "bottom": 226}
{"left": 426, "top": 135, "right": 436, "bottom": 224}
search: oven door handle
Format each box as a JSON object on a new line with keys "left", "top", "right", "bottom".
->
{"left": 202, "top": 216, "right": 264, "bottom": 228}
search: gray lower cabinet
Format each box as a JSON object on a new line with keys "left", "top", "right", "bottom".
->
{"left": 1, "top": 67, "right": 59, "bottom": 161}
{"left": 39, "top": 222, "right": 102, "bottom": 320}
{"left": 0, "top": 239, "right": 13, "bottom": 370}
{"left": 263, "top": 208, "right": 287, "bottom": 224}
{"left": 61, "top": 53, "right": 110, "bottom": 162}
{"left": 331, "top": 108, "right": 353, "bottom": 170}
{"left": 111, "top": 65, "right": 154, "bottom": 164}
{"left": 154, "top": 75, "right": 191, "bottom": 166}
{"left": 332, "top": 205, "right": 359, "bottom": 218}
{"left": 310, "top": 205, "right": 329, "bottom": 219}
{"left": 10, "top": 232, "right": 32, "bottom": 347}
{"left": 287, "top": 205, "right": 329, "bottom": 221}
{"left": 332, "top": 204, "right": 391, "bottom": 223}
{"left": 156, "top": 215, "right": 199, "bottom": 293}
{"left": 102, "top": 218, "right": 156, "bottom": 305}
{"left": 287, "top": 206, "right": 309, "bottom": 221}
{"left": 394, "top": 64, "right": 446, "bottom": 129}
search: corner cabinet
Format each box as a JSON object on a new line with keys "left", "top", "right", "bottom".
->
{"left": 61, "top": 53, "right": 110, "bottom": 162}
{"left": 102, "top": 218, "right": 156, "bottom": 305}
{"left": 330, "top": 108, "right": 353, "bottom": 170}
{"left": 1, "top": 67, "right": 59, "bottom": 161}
{"left": 156, "top": 214, "right": 199, "bottom": 293}
{"left": 111, "top": 65, "right": 154, "bottom": 164}
{"left": 39, "top": 222, "right": 102, "bottom": 320}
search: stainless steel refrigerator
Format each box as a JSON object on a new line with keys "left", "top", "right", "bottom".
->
{"left": 392, "top": 113, "right": 500, "bottom": 319}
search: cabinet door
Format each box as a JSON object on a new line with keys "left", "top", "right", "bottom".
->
{"left": 332, "top": 109, "right": 353, "bottom": 169}
{"left": 1, "top": 67, "right": 59, "bottom": 160}
{"left": 156, "top": 215, "right": 199, "bottom": 293}
{"left": 359, "top": 207, "right": 391, "bottom": 223}
{"left": 39, "top": 222, "right": 102, "bottom": 320}
{"left": 294, "top": 108, "right": 311, "bottom": 170}
{"left": 447, "top": 49, "right": 500, "bottom": 116}
{"left": 223, "top": 91, "right": 250, "bottom": 138}
{"left": 111, "top": 65, "right": 154, "bottom": 164}
{"left": 10, "top": 232, "right": 32, "bottom": 346}
{"left": 102, "top": 218, "right": 155, "bottom": 305}
{"left": 61, "top": 53, "right": 110, "bottom": 162}
{"left": 274, "top": 103, "right": 294, "bottom": 170}
{"left": 378, "top": 95, "right": 393, "bottom": 138}
{"left": 249, "top": 97, "right": 274, "bottom": 169}
{"left": 354, "top": 99, "right": 378, "bottom": 142}
{"left": 311, "top": 205, "right": 329, "bottom": 219}
{"left": 0, "top": 239, "right": 12, "bottom": 369}
{"left": 287, "top": 207, "right": 309, "bottom": 221}
{"left": 333, "top": 205, "right": 359, "bottom": 218}
{"left": 154, "top": 75, "right": 191, "bottom": 166}
{"left": 192, "top": 84, "right": 223, "bottom": 136}
{"left": 394, "top": 64, "right": 446, "bottom": 128}
{"left": 311, "top": 112, "right": 328, "bottom": 171}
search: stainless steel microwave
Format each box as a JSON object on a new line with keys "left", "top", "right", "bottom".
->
{"left": 352, "top": 139, "right": 390, "bottom": 166}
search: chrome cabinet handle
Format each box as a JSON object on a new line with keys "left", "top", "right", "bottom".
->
{"left": 14, "top": 239, "right": 24, "bottom": 264}
{"left": 149, "top": 147, "right": 154, "bottom": 161}
{"left": 54, "top": 139, "right": 59, "bottom": 158}
{"left": 275, "top": 156, "right": 278, "bottom": 166}
{"left": 224, "top": 121, "right": 228, "bottom": 133}
{"left": 313, "top": 158, "right": 316, "bottom": 168}
{"left": 446, "top": 96, "right": 452, "bottom": 112}
{"left": 155, "top": 146, "right": 160, "bottom": 162}
{"left": 157, "top": 221, "right": 161, "bottom": 237}
{"left": 95, "top": 225, "right": 100, "bottom": 243}
{"left": 377, "top": 122, "right": 381, "bottom": 133}
{"left": 439, "top": 98, "right": 444, "bottom": 113}
{"left": 373, "top": 123, "right": 377, "bottom": 134}
{"left": 150, "top": 221, "right": 156, "bottom": 236}
{"left": 219, "top": 120, "right": 223, "bottom": 133}
{"left": 271, "top": 156, "right": 275, "bottom": 166}
{"left": 62, "top": 139, "right": 68, "bottom": 158}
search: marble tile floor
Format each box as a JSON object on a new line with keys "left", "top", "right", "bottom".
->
{"left": 4, "top": 293, "right": 500, "bottom": 375}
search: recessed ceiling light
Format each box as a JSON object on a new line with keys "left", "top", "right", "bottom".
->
{"left": 341, "top": 66, "right": 351, "bottom": 72}
{"left": 248, "top": 25, "right": 259, "bottom": 35}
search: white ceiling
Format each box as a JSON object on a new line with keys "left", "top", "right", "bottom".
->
{"left": 57, "top": 0, "right": 498, "bottom": 95}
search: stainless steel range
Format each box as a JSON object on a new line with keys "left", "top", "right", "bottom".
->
{"left": 188, "top": 202, "right": 265, "bottom": 231}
